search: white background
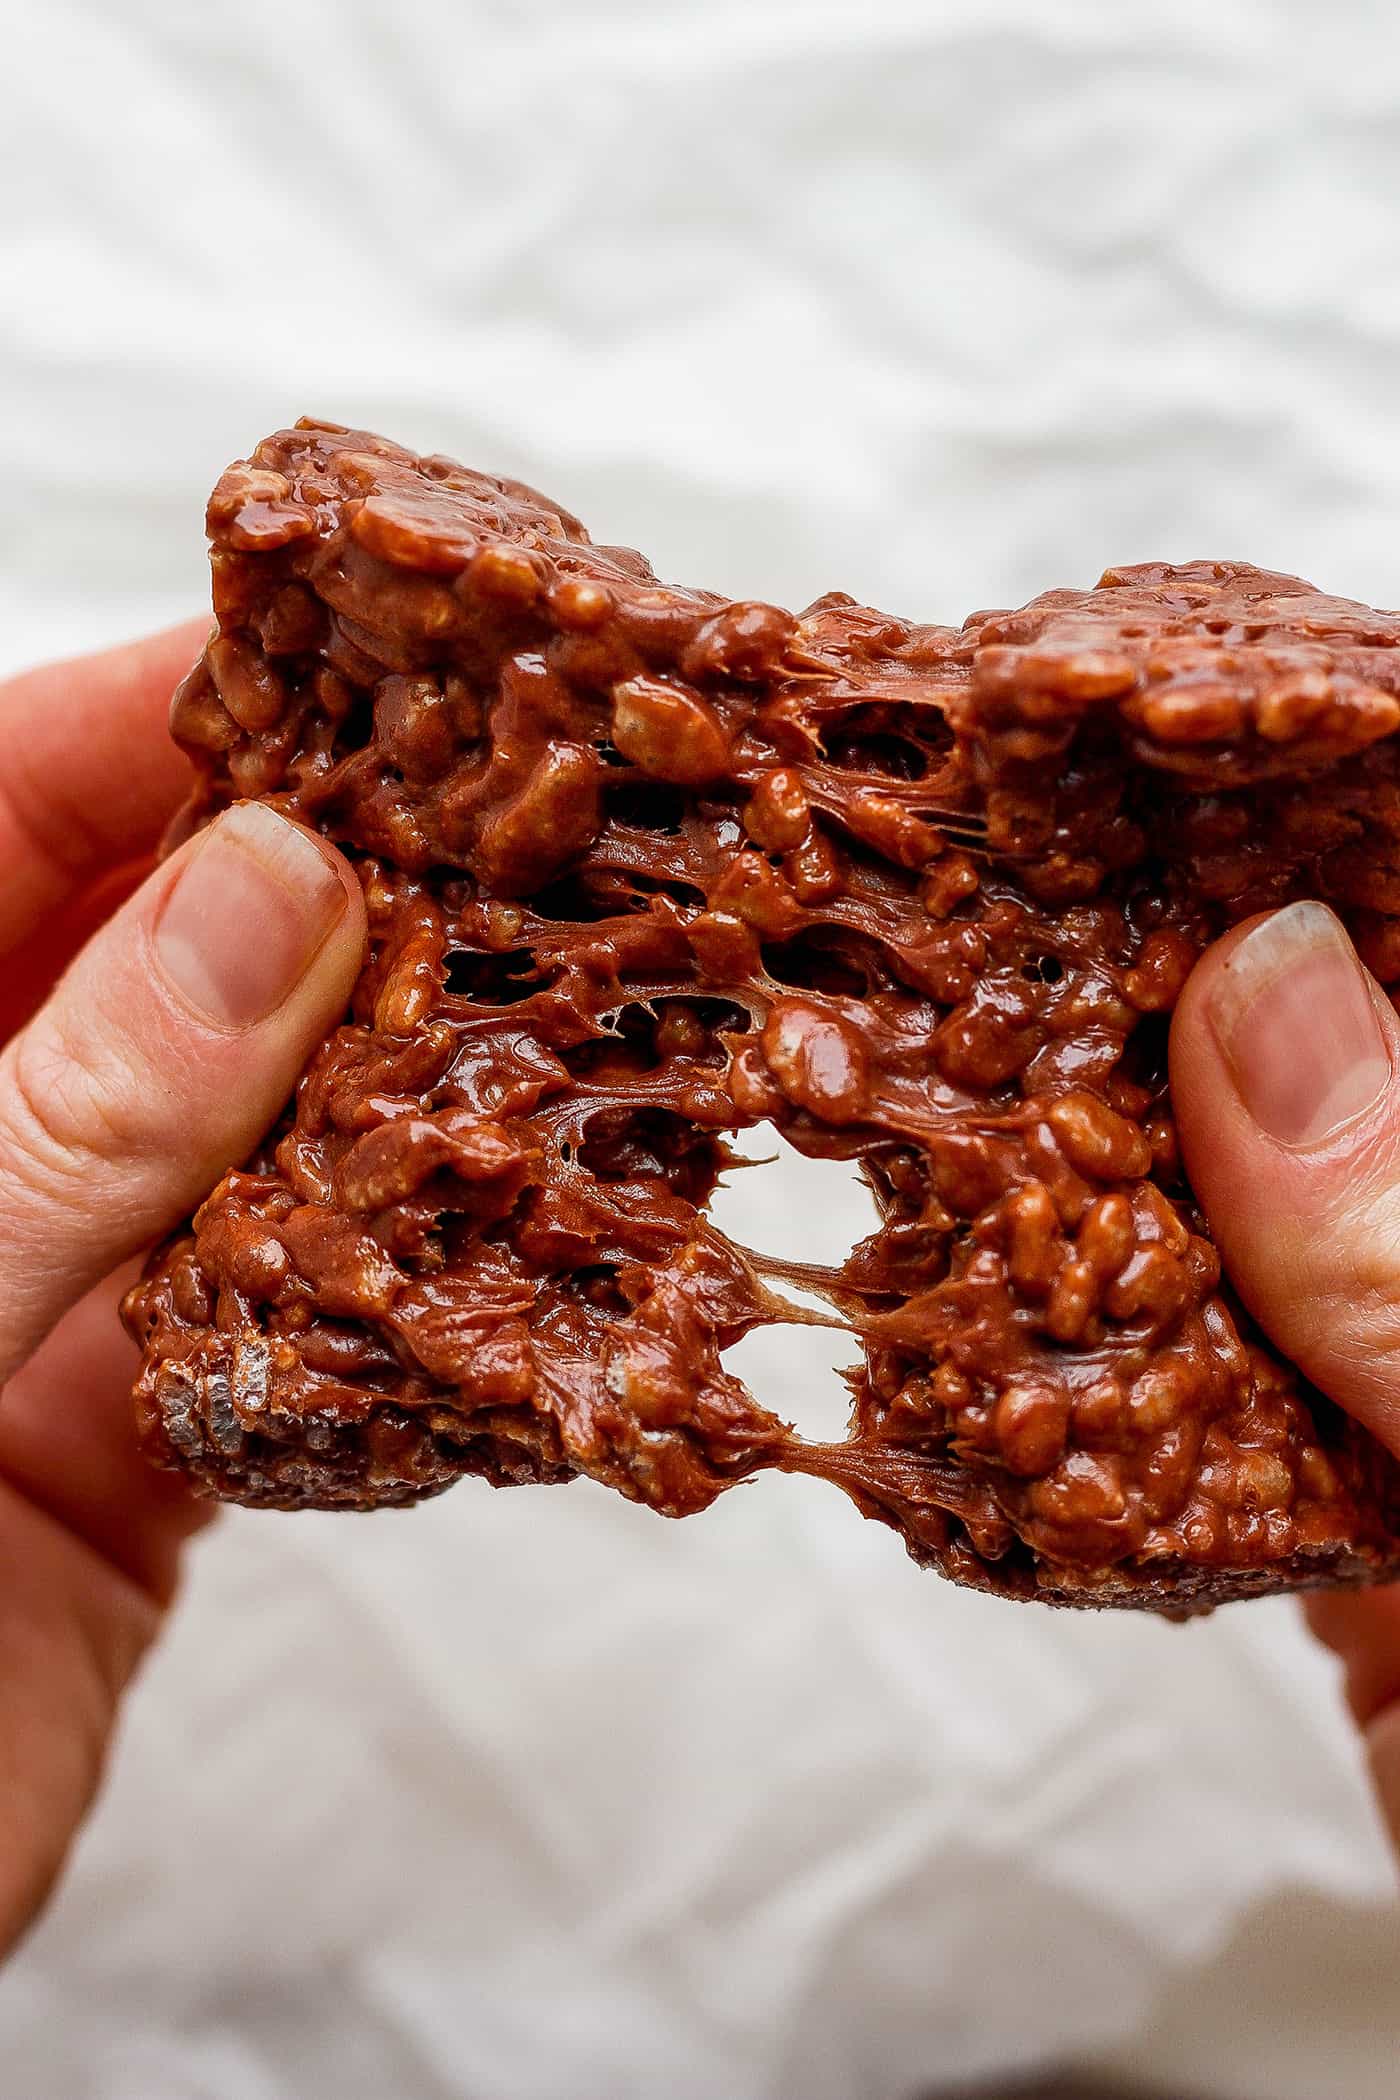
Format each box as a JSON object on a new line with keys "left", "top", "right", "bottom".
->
{"left": 3, "top": 3, "right": 1400, "bottom": 2095}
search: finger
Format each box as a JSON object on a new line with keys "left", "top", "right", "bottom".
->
{"left": 0, "top": 1268, "right": 211, "bottom": 1606}
{"left": 1177, "top": 907, "right": 1400, "bottom": 1856}
{"left": 0, "top": 1472, "right": 159, "bottom": 1952}
{"left": 1306, "top": 1588, "right": 1400, "bottom": 1853}
{"left": 0, "top": 859, "right": 151, "bottom": 1043}
{"left": 0, "top": 619, "right": 208, "bottom": 954}
{"left": 0, "top": 800, "right": 366, "bottom": 1382}
{"left": 1169, "top": 901, "right": 1400, "bottom": 1458}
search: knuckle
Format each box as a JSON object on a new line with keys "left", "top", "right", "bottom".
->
{"left": 1251, "top": 1174, "right": 1400, "bottom": 1396}
{"left": 0, "top": 1011, "right": 157, "bottom": 1201}
{"left": 1321, "top": 1198, "right": 1400, "bottom": 1350}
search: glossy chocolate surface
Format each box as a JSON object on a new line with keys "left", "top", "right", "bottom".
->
{"left": 123, "top": 421, "right": 1400, "bottom": 1611}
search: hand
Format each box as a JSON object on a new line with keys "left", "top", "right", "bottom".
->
{"left": 1171, "top": 902, "right": 1400, "bottom": 1854}
{"left": 0, "top": 624, "right": 365, "bottom": 1950}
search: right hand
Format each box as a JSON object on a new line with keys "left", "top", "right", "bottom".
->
{"left": 1170, "top": 900, "right": 1400, "bottom": 1856}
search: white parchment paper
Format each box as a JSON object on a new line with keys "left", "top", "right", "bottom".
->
{"left": 2, "top": 3, "right": 1399, "bottom": 2094}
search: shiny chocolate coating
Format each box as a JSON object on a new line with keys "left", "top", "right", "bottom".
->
{"left": 122, "top": 420, "right": 1400, "bottom": 1612}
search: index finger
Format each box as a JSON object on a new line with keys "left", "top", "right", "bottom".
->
{"left": 0, "top": 619, "right": 208, "bottom": 955}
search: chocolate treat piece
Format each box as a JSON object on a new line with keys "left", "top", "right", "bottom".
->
{"left": 124, "top": 419, "right": 1400, "bottom": 1612}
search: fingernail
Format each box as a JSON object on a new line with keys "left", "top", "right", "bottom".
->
{"left": 1208, "top": 901, "right": 1391, "bottom": 1148}
{"left": 154, "top": 804, "right": 347, "bottom": 1028}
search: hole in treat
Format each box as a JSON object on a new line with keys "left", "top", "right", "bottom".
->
{"left": 823, "top": 701, "right": 952, "bottom": 778}
{"left": 526, "top": 875, "right": 623, "bottom": 924}
{"left": 824, "top": 728, "right": 930, "bottom": 781}
{"left": 709, "top": 1128, "right": 876, "bottom": 1444}
{"left": 443, "top": 948, "right": 542, "bottom": 1003}
{"left": 1120, "top": 1010, "right": 1171, "bottom": 1091}
{"left": 331, "top": 689, "right": 375, "bottom": 755}
{"left": 562, "top": 1013, "right": 657, "bottom": 1079}
{"left": 639, "top": 994, "right": 752, "bottom": 1065}
{"left": 577, "top": 1106, "right": 727, "bottom": 1205}
{"left": 555, "top": 1262, "right": 631, "bottom": 1316}
{"left": 607, "top": 780, "right": 687, "bottom": 833}
{"left": 659, "top": 993, "right": 752, "bottom": 1037}
{"left": 762, "top": 930, "right": 875, "bottom": 998}
{"left": 1021, "top": 954, "right": 1064, "bottom": 985}
{"left": 530, "top": 869, "right": 707, "bottom": 923}
{"left": 561, "top": 996, "right": 751, "bottom": 1080}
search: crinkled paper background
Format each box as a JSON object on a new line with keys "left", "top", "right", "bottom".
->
{"left": 2, "top": 3, "right": 1399, "bottom": 2094}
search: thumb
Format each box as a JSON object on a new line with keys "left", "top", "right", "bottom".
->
{"left": 1170, "top": 900, "right": 1400, "bottom": 1458}
{"left": 0, "top": 802, "right": 365, "bottom": 1383}
{"left": 1171, "top": 902, "right": 1400, "bottom": 1854}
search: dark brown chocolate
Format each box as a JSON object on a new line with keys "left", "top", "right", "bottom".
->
{"left": 122, "top": 419, "right": 1400, "bottom": 1612}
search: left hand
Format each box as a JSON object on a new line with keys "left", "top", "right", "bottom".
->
{"left": 0, "top": 624, "right": 366, "bottom": 1950}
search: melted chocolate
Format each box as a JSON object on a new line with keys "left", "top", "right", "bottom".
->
{"left": 122, "top": 420, "right": 1400, "bottom": 1612}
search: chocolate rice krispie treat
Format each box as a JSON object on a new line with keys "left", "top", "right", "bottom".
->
{"left": 123, "top": 419, "right": 1400, "bottom": 1612}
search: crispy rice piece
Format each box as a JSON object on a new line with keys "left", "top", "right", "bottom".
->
{"left": 123, "top": 420, "right": 1400, "bottom": 1612}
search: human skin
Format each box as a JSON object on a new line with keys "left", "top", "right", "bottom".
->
{"left": 1171, "top": 903, "right": 1400, "bottom": 1855}
{"left": 0, "top": 625, "right": 1393, "bottom": 1958}
{"left": 0, "top": 624, "right": 366, "bottom": 1950}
